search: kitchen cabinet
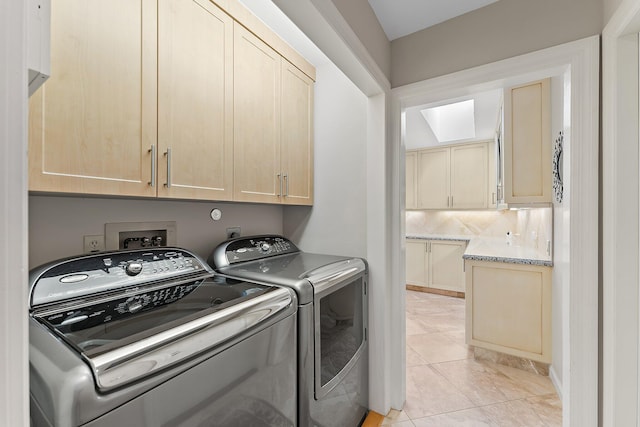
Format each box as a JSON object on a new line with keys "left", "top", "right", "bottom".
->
{"left": 29, "top": 0, "right": 315, "bottom": 205}
{"left": 405, "top": 151, "right": 417, "bottom": 209}
{"left": 406, "top": 239, "right": 427, "bottom": 287}
{"left": 409, "top": 141, "right": 489, "bottom": 210}
{"left": 406, "top": 239, "right": 466, "bottom": 296}
{"left": 450, "top": 143, "right": 488, "bottom": 209}
{"left": 503, "top": 79, "right": 551, "bottom": 205}
{"left": 416, "top": 148, "right": 449, "bottom": 209}
{"left": 29, "top": 0, "right": 157, "bottom": 197}
{"left": 232, "top": 24, "right": 314, "bottom": 205}
{"left": 487, "top": 140, "right": 497, "bottom": 208}
{"left": 156, "top": 0, "right": 234, "bottom": 200}
{"left": 465, "top": 259, "right": 552, "bottom": 363}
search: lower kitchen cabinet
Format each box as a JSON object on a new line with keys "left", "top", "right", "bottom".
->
{"left": 465, "top": 260, "right": 552, "bottom": 363}
{"left": 406, "top": 240, "right": 428, "bottom": 287}
{"left": 405, "top": 239, "right": 466, "bottom": 295}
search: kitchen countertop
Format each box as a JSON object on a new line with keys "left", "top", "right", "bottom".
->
{"left": 406, "top": 234, "right": 553, "bottom": 267}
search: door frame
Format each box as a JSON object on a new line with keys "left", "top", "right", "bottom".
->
{"left": 391, "top": 36, "right": 599, "bottom": 425}
{"left": 1, "top": 0, "right": 29, "bottom": 426}
{"left": 603, "top": 1, "right": 640, "bottom": 424}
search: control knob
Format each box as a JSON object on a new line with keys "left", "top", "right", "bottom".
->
{"left": 126, "top": 299, "right": 143, "bottom": 313}
{"left": 259, "top": 242, "right": 271, "bottom": 253}
{"left": 125, "top": 261, "right": 143, "bottom": 276}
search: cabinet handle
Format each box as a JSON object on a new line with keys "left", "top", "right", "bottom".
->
{"left": 492, "top": 192, "right": 496, "bottom": 204}
{"left": 447, "top": 196, "right": 450, "bottom": 207}
{"left": 148, "top": 145, "right": 156, "bottom": 187}
{"left": 450, "top": 196, "right": 453, "bottom": 207}
{"left": 164, "top": 148, "right": 172, "bottom": 188}
{"left": 284, "top": 173, "right": 289, "bottom": 197}
{"left": 277, "top": 173, "right": 282, "bottom": 197}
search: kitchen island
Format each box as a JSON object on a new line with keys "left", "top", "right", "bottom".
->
{"left": 406, "top": 234, "right": 553, "bottom": 365}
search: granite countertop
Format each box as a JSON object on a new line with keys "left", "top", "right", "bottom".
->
{"left": 406, "top": 234, "right": 553, "bottom": 267}
{"left": 406, "top": 234, "right": 471, "bottom": 242}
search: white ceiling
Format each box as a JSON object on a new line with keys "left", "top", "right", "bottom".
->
{"left": 368, "top": 0, "right": 500, "bottom": 41}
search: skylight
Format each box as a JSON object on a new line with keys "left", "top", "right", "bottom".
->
{"left": 420, "top": 99, "right": 476, "bottom": 143}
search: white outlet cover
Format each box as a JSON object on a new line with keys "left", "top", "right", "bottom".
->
{"left": 83, "top": 235, "right": 105, "bottom": 253}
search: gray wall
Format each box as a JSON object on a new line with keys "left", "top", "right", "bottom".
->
{"left": 330, "top": 0, "right": 391, "bottom": 82}
{"left": 283, "top": 60, "right": 368, "bottom": 258}
{"left": 29, "top": 196, "right": 283, "bottom": 268}
{"left": 390, "top": 0, "right": 602, "bottom": 87}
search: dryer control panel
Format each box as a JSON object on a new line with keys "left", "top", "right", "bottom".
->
{"left": 209, "top": 235, "right": 299, "bottom": 268}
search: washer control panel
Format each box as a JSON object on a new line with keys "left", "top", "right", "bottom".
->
{"left": 40, "top": 281, "right": 200, "bottom": 331}
{"left": 212, "top": 235, "right": 299, "bottom": 267}
{"left": 29, "top": 248, "right": 212, "bottom": 308}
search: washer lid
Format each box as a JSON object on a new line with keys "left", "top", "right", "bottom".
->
{"left": 31, "top": 275, "right": 293, "bottom": 391}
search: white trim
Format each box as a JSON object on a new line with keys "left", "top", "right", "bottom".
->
{"left": 272, "top": 0, "right": 389, "bottom": 96}
{"left": 268, "top": 0, "right": 399, "bottom": 415}
{"left": 550, "top": 364, "right": 563, "bottom": 402}
{"left": 0, "top": 0, "right": 29, "bottom": 426}
{"left": 391, "top": 36, "right": 600, "bottom": 425}
{"left": 602, "top": 1, "right": 640, "bottom": 425}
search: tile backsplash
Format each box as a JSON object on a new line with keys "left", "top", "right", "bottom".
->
{"left": 406, "top": 208, "right": 552, "bottom": 250}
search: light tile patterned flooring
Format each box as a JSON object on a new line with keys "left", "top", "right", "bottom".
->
{"left": 383, "top": 290, "right": 562, "bottom": 426}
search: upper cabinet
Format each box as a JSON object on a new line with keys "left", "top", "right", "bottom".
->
{"left": 29, "top": 0, "right": 315, "bottom": 205}
{"left": 232, "top": 25, "right": 282, "bottom": 204}
{"left": 450, "top": 143, "right": 488, "bottom": 209}
{"left": 157, "top": 0, "right": 234, "bottom": 200}
{"left": 29, "top": 0, "right": 157, "bottom": 197}
{"left": 233, "top": 25, "right": 314, "bottom": 205}
{"left": 503, "top": 79, "right": 551, "bottom": 205}
{"left": 409, "top": 141, "right": 490, "bottom": 210}
{"left": 417, "top": 147, "right": 450, "bottom": 209}
{"left": 405, "top": 151, "right": 417, "bottom": 209}
{"left": 280, "top": 61, "right": 314, "bottom": 205}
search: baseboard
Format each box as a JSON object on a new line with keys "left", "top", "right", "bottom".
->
{"left": 406, "top": 284, "right": 464, "bottom": 298}
{"left": 549, "top": 364, "right": 563, "bottom": 400}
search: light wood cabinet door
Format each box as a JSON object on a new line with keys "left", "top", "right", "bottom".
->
{"left": 487, "top": 141, "right": 497, "bottom": 208}
{"left": 281, "top": 60, "right": 314, "bottom": 205}
{"left": 465, "top": 260, "right": 552, "bottom": 363}
{"left": 406, "top": 239, "right": 427, "bottom": 287}
{"left": 429, "top": 240, "right": 465, "bottom": 293}
{"left": 504, "top": 79, "right": 551, "bottom": 204}
{"left": 417, "top": 148, "right": 450, "bottom": 209}
{"left": 233, "top": 23, "right": 282, "bottom": 203}
{"left": 406, "top": 151, "right": 417, "bottom": 209}
{"left": 450, "top": 143, "right": 488, "bottom": 209}
{"left": 157, "top": 0, "right": 234, "bottom": 200}
{"left": 29, "top": 0, "right": 157, "bottom": 197}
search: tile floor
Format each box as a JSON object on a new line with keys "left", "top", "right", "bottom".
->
{"left": 383, "top": 290, "right": 562, "bottom": 426}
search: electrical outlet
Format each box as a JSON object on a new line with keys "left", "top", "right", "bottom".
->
{"left": 226, "top": 227, "right": 241, "bottom": 239}
{"left": 84, "top": 235, "right": 105, "bottom": 253}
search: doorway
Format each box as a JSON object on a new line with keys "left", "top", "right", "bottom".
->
{"left": 391, "top": 36, "right": 599, "bottom": 425}
{"left": 398, "top": 78, "right": 560, "bottom": 424}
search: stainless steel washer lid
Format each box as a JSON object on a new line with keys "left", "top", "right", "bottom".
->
{"left": 29, "top": 248, "right": 295, "bottom": 391}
